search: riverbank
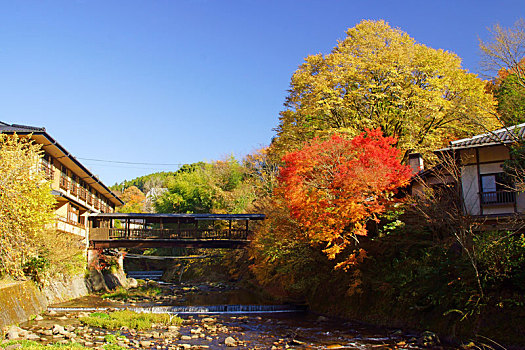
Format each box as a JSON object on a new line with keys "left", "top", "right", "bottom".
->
{"left": 2, "top": 280, "right": 449, "bottom": 349}
{"left": 0, "top": 264, "right": 134, "bottom": 330}
{"left": 0, "top": 274, "right": 89, "bottom": 329}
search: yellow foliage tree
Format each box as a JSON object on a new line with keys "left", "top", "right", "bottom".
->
{"left": 118, "top": 185, "right": 146, "bottom": 213}
{"left": 273, "top": 20, "right": 499, "bottom": 160}
{"left": 0, "top": 134, "right": 56, "bottom": 278}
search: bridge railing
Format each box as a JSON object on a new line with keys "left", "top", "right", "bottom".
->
{"left": 90, "top": 227, "right": 250, "bottom": 241}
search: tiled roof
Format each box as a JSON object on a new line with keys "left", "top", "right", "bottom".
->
{"left": 0, "top": 121, "right": 124, "bottom": 206}
{"left": 0, "top": 122, "right": 46, "bottom": 133}
{"left": 447, "top": 123, "right": 525, "bottom": 150}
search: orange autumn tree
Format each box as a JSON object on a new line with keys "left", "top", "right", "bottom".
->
{"left": 278, "top": 129, "right": 412, "bottom": 267}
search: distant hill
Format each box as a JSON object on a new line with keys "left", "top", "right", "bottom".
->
{"left": 111, "top": 162, "right": 206, "bottom": 192}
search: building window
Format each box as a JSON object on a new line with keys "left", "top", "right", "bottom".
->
{"left": 79, "top": 180, "right": 87, "bottom": 201}
{"left": 41, "top": 154, "right": 54, "bottom": 179}
{"left": 94, "top": 193, "right": 100, "bottom": 210}
{"left": 68, "top": 203, "right": 80, "bottom": 224}
{"left": 87, "top": 188, "right": 93, "bottom": 205}
{"left": 71, "top": 174, "right": 78, "bottom": 197}
{"left": 59, "top": 165, "right": 69, "bottom": 191}
{"left": 480, "top": 173, "right": 516, "bottom": 205}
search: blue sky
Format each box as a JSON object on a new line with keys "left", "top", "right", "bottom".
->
{"left": 0, "top": 0, "right": 522, "bottom": 185}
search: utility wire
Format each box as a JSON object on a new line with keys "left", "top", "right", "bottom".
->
{"left": 77, "top": 157, "right": 183, "bottom": 166}
{"left": 82, "top": 162, "right": 178, "bottom": 170}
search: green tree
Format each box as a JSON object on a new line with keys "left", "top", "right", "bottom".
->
{"left": 0, "top": 134, "right": 56, "bottom": 278}
{"left": 493, "top": 73, "right": 525, "bottom": 125}
{"left": 273, "top": 20, "right": 498, "bottom": 160}
{"left": 155, "top": 158, "right": 255, "bottom": 214}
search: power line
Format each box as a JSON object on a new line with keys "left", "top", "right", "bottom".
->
{"left": 81, "top": 162, "right": 178, "bottom": 170}
{"left": 77, "top": 157, "right": 183, "bottom": 166}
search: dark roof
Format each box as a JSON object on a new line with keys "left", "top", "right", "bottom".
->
{"left": 0, "top": 122, "right": 46, "bottom": 133}
{"left": 0, "top": 121, "right": 124, "bottom": 206}
{"left": 89, "top": 212, "right": 266, "bottom": 222}
{"left": 441, "top": 123, "right": 525, "bottom": 150}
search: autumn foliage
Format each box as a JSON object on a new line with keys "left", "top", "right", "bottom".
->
{"left": 277, "top": 130, "right": 411, "bottom": 265}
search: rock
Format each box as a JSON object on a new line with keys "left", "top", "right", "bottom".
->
{"left": 419, "top": 331, "right": 440, "bottom": 346}
{"left": 201, "top": 317, "right": 216, "bottom": 323}
{"left": 179, "top": 344, "right": 191, "bottom": 349}
{"left": 47, "top": 310, "right": 57, "bottom": 315}
{"left": 152, "top": 331, "right": 162, "bottom": 339}
{"left": 225, "top": 336, "right": 237, "bottom": 347}
{"left": 34, "top": 315, "right": 44, "bottom": 321}
{"left": 181, "top": 335, "right": 192, "bottom": 341}
{"left": 139, "top": 340, "right": 153, "bottom": 347}
{"left": 316, "top": 316, "right": 329, "bottom": 322}
{"left": 24, "top": 333, "right": 40, "bottom": 341}
{"left": 65, "top": 332, "right": 77, "bottom": 339}
{"left": 6, "top": 325, "right": 24, "bottom": 339}
{"left": 52, "top": 324, "right": 65, "bottom": 335}
{"left": 128, "top": 278, "right": 138, "bottom": 288}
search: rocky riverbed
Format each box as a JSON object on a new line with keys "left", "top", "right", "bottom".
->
{"left": 1, "top": 281, "right": 448, "bottom": 349}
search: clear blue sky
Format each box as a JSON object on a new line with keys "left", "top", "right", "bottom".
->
{"left": 0, "top": 0, "right": 522, "bottom": 185}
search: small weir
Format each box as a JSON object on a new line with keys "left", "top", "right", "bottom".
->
{"left": 126, "top": 270, "right": 164, "bottom": 280}
{"left": 48, "top": 304, "right": 306, "bottom": 315}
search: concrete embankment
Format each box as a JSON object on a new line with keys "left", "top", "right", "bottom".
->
{"left": 0, "top": 274, "right": 89, "bottom": 329}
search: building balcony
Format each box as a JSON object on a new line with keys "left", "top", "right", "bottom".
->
{"left": 59, "top": 176, "right": 70, "bottom": 191}
{"left": 70, "top": 184, "right": 78, "bottom": 197}
{"left": 41, "top": 163, "right": 54, "bottom": 180}
{"left": 480, "top": 191, "right": 516, "bottom": 205}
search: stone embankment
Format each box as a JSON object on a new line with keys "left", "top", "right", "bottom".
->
{"left": 0, "top": 266, "right": 133, "bottom": 330}
{"left": 0, "top": 274, "right": 89, "bottom": 329}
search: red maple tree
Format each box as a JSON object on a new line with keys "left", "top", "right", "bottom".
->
{"left": 278, "top": 129, "right": 412, "bottom": 266}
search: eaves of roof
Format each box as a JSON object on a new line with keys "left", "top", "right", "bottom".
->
{"left": 441, "top": 123, "right": 525, "bottom": 151}
{"left": 0, "top": 122, "right": 124, "bottom": 206}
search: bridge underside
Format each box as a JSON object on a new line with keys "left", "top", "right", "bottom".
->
{"left": 88, "top": 212, "right": 264, "bottom": 249}
{"left": 90, "top": 239, "right": 249, "bottom": 249}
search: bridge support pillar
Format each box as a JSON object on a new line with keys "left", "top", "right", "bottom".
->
{"left": 87, "top": 248, "right": 100, "bottom": 269}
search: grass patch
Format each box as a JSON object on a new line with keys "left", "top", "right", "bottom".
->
{"left": 0, "top": 339, "right": 129, "bottom": 349}
{"left": 101, "top": 285, "right": 162, "bottom": 301}
{"left": 0, "top": 340, "right": 87, "bottom": 349}
{"left": 79, "top": 310, "right": 182, "bottom": 330}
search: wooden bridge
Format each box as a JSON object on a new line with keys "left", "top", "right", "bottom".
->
{"left": 88, "top": 213, "right": 265, "bottom": 249}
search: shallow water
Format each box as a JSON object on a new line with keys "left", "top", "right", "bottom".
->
{"left": 33, "top": 282, "right": 451, "bottom": 349}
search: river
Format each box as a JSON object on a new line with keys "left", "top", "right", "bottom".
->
{"left": 17, "top": 280, "right": 450, "bottom": 349}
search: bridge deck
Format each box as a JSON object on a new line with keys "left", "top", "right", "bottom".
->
{"left": 88, "top": 212, "right": 264, "bottom": 249}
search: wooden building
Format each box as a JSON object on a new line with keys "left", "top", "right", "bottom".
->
{"left": 411, "top": 123, "right": 525, "bottom": 218}
{"left": 0, "top": 122, "right": 124, "bottom": 240}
